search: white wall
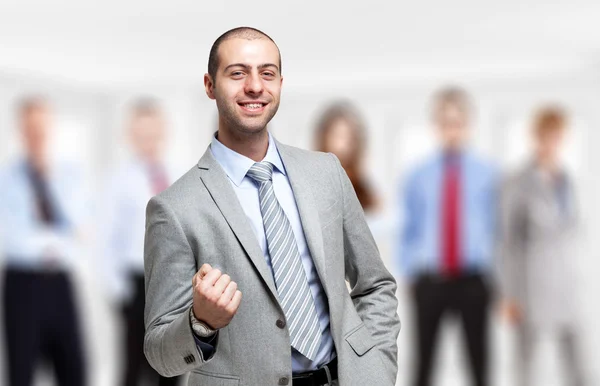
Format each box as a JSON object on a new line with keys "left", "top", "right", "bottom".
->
{"left": 1, "top": 68, "right": 599, "bottom": 385}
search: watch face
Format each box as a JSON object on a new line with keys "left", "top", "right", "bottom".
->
{"left": 190, "top": 309, "right": 215, "bottom": 337}
{"left": 194, "top": 324, "right": 206, "bottom": 335}
{"left": 196, "top": 324, "right": 214, "bottom": 337}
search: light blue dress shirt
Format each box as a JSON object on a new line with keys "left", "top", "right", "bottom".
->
{"left": 399, "top": 151, "right": 499, "bottom": 279}
{"left": 0, "top": 158, "right": 87, "bottom": 270}
{"left": 208, "top": 133, "right": 336, "bottom": 372}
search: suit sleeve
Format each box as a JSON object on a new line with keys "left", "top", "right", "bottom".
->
{"left": 330, "top": 154, "right": 401, "bottom": 383}
{"left": 143, "top": 195, "right": 219, "bottom": 377}
{"left": 398, "top": 169, "right": 423, "bottom": 280}
{"left": 498, "top": 177, "right": 527, "bottom": 302}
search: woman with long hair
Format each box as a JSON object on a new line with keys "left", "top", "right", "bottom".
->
{"left": 313, "top": 101, "right": 379, "bottom": 213}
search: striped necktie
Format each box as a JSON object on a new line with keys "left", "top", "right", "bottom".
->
{"left": 246, "top": 161, "right": 322, "bottom": 361}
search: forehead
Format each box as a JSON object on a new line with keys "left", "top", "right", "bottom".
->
{"left": 436, "top": 102, "right": 468, "bottom": 117}
{"left": 23, "top": 103, "right": 50, "bottom": 114}
{"left": 22, "top": 106, "right": 51, "bottom": 123}
{"left": 131, "top": 115, "right": 164, "bottom": 131}
{"left": 217, "top": 37, "right": 280, "bottom": 69}
{"left": 329, "top": 117, "right": 356, "bottom": 134}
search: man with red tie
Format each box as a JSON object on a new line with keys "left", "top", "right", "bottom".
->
{"left": 98, "top": 99, "right": 182, "bottom": 386}
{"left": 399, "top": 87, "right": 499, "bottom": 386}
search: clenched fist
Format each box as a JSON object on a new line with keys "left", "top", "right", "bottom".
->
{"left": 192, "top": 264, "right": 242, "bottom": 330}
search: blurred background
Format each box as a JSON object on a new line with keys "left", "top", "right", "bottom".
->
{"left": 0, "top": 1, "right": 599, "bottom": 385}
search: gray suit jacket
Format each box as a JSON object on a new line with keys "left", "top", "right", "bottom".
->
{"left": 500, "top": 164, "right": 581, "bottom": 328}
{"left": 143, "top": 140, "right": 401, "bottom": 385}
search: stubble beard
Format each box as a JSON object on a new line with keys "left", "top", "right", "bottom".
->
{"left": 217, "top": 98, "right": 280, "bottom": 140}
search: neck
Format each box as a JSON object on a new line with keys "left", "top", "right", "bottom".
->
{"left": 443, "top": 144, "right": 463, "bottom": 155}
{"left": 138, "top": 152, "right": 162, "bottom": 166}
{"left": 536, "top": 153, "right": 559, "bottom": 174}
{"left": 217, "top": 124, "right": 269, "bottom": 162}
{"left": 27, "top": 153, "right": 48, "bottom": 176}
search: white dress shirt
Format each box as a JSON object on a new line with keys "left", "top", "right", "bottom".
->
{"left": 98, "top": 158, "right": 176, "bottom": 302}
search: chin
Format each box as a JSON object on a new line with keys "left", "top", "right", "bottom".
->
{"left": 233, "top": 116, "right": 269, "bottom": 133}
{"left": 235, "top": 123, "right": 268, "bottom": 135}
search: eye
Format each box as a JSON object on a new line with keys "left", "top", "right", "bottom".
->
{"left": 231, "top": 71, "right": 245, "bottom": 79}
{"left": 262, "top": 71, "right": 275, "bottom": 79}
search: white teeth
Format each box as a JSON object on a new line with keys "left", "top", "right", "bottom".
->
{"left": 244, "top": 103, "right": 263, "bottom": 109}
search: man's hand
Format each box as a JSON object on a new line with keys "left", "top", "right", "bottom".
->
{"left": 192, "top": 264, "right": 242, "bottom": 330}
{"left": 501, "top": 299, "right": 522, "bottom": 325}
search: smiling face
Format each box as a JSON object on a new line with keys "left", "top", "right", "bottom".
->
{"left": 533, "top": 108, "right": 567, "bottom": 165}
{"left": 21, "top": 102, "right": 52, "bottom": 162}
{"left": 536, "top": 126, "right": 565, "bottom": 163}
{"left": 323, "top": 117, "right": 360, "bottom": 167}
{"left": 129, "top": 112, "right": 166, "bottom": 163}
{"left": 204, "top": 37, "right": 283, "bottom": 138}
{"left": 434, "top": 101, "right": 470, "bottom": 151}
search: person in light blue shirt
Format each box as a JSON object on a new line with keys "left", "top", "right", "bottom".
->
{"left": 400, "top": 153, "right": 498, "bottom": 279}
{"left": 0, "top": 97, "right": 87, "bottom": 386}
{"left": 398, "top": 87, "right": 499, "bottom": 386}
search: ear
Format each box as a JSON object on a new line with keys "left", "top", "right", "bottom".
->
{"left": 204, "top": 73, "right": 216, "bottom": 100}
{"left": 280, "top": 75, "right": 284, "bottom": 88}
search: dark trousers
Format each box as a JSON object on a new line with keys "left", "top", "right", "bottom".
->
{"left": 412, "top": 273, "right": 491, "bottom": 386}
{"left": 3, "top": 268, "right": 87, "bottom": 386}
{"left": 122, "top": 273, "right": 180, "bottom": 386}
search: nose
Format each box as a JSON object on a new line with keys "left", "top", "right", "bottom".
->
{"left": 244, "top": 72, "right": 263, "bottom": 95}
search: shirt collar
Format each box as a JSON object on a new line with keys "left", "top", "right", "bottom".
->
{"left": 210, "top": 131, "right": 286, "bottom": 187}
{"left": 436, "top": 148, "right": 467, "bottom": 166}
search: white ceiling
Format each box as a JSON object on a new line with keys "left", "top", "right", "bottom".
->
{"left": 0, "top": 0, "right": 599, "bottom": 90}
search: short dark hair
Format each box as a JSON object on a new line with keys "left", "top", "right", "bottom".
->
{"left": 129, "top": 97, "right": 162, "bottom": 118}
{"left": 207, "top": 27, "right": 281, "bottom": 83}
{"left": 17, "top": 95, "right": 50, "bottom": 118}
{"left": 431, "top": 86, "right": 472, "bottom": 118}
{"left": 533, "top": 105, "right": 568, "bottom": 137}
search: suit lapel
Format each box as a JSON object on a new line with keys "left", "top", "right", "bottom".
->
{"left": 276, "top": 142, "right": 331, "bottom": 298}
{"left": 197, "top": 148, "right": 279, "bottom": 300}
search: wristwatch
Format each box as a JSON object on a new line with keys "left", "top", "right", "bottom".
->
{"left": 189, "top": 308, "right": 217, "bottom": 338}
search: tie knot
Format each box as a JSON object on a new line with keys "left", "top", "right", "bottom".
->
{"left": 247, "top": 161, "right": 274, "bottom": 183}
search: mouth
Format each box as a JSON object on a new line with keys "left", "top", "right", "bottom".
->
{"left": 238, "top": 101, "right": 268, "bottom": 114}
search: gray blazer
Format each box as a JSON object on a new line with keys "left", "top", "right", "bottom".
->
{"left": 143, "top": 140, "right": 401, "bottom": 385}
{"left": 500, "top": 163, "right": 581, "bottom": 328}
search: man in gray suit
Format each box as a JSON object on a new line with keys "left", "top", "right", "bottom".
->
{"left": 143, "top": 27, "right": 400, "bottom": 386}
{"left": 500, "top": 106, "right": 586, "bottom": 386}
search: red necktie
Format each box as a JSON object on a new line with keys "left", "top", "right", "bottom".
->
{"left": 149, "top": 164, "right": 169, "bottom": 195}
{"left": 441, "top": 157, "right": 461, "bottom": 276}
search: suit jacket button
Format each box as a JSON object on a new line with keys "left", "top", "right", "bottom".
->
{"left": 276, "top": 319, "right": 286, "bottom": 329}
{"left": 278, "top": 376, "right": 290, "bottom": 385}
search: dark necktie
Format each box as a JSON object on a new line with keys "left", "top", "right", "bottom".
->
{"left": 27, "top": 163, "right": 58, "bottom": 225}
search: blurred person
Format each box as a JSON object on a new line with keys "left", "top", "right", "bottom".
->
{"left": 99, "top": 99, "right": 181, "bottom": 386}
{"left": 0, "top": 97, "right": 87, "bottom": 386}
{"left": 500, "top": 106, "right": 586, "bottom": 386}
{"left": 143, "top": 27, "right": 400, "bottom": 386}
{"left": 399, "top": 87, "right": 498, "bottom": 386}
{"left": 314, "top": 101, "right": 379, "bottom": 214}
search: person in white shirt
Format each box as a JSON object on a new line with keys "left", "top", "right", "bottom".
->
{"left": 98, "top": 99, "right": 181, "bottom": 386}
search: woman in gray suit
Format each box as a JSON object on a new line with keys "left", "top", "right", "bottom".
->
{"left": 500, "top": 106, "right": 586, "bottom": 386}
